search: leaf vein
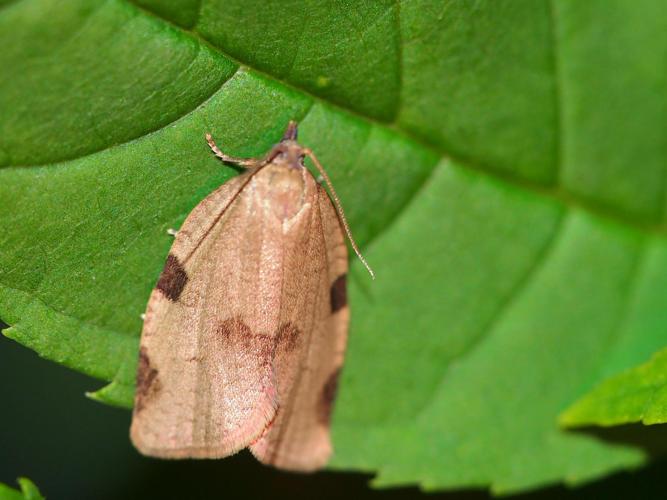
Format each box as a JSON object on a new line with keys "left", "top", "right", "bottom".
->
{"left": 413, "top": 208, "right": 567, "bottom": 422}
{"left": 548, "top": 0, "right": 564, "bottom": 186}
{"left": 4, "top": 64, "right": 241, "bottom": 169}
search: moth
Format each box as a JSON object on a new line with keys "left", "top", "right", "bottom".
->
{"left": 130, "top": 121, "right": 372, "bottom": 471}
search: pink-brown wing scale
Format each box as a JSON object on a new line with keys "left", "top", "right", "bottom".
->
{"left": 249, "top": 184, "right": 349, "bottom": 471}
{"left": 131, "top": 170, "right": 284, "bottom": 458}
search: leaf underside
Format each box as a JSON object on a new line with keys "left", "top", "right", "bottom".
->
{"left": 1, "top": 0, "right": 666, "bottom": 494}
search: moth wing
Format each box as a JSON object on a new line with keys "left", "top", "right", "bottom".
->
{"left": 250, "top": 185, "right": 349, "bottom": 471}
{"left": 130, "top": 170, "right": 280, "bottom": 458}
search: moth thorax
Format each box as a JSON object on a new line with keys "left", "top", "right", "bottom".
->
{"left": 263, "top": 163, "right": 308, "bottom": 221}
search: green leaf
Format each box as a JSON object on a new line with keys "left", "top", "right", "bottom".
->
{"left": 1, "top": 0, "right": 666, "bottom": 494}
{"left": 0, "top": 483, "right": 23, "bottom": 500}
{"left": 561, "top": 347, "right": 667, "bottom": 427}
{"left": 0, "top": 478, "right": 44, "bottom": 500}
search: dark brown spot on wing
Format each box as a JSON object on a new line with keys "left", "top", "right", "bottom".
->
{"left": 134, "top": 347, "right": 161, "bottom": 413}
{"left": 318, "top": 369, "right": 341, "bottom": 426}
{"left": 156, "top": 254, "right": 188, "bottom": 301}
{"left": 217, "top": 317, "right": 252, "bottom": 345}
{"left": 274, "top": 322, "right": 300, "bottom": 353}
{"left": 330, "top": 274, "right": 347, "bottom": 313}
{"left": 217, "top": 317, "right": 274, "bottom": 360}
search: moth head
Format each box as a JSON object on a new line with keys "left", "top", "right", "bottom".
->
{"left": 269, "top": 121, "right": 305, "bottom": 168}
{"left": 281, "top": 121, "right": 298, "bottom": 142}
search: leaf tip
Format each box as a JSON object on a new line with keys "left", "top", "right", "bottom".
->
{"left": 86, "top": 382, "right": 134, "bottom": 409}
{"left": 17, "top": 477, "right": 44, "bottom": 500}
{"left": 1, "top": 324, "right": 17, "bottom": 340}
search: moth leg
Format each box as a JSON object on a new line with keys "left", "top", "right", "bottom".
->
{"left": 166, "top": 228, "right": 178, "bottom": 237}
{"left": 316, "top": 175, "right": 324, "bottom": 185}
{"left": 205, "top": 133, "right": 258, "bottom": 168}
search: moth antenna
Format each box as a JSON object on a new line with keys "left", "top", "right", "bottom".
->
{"left": 303, "top": 148, "right": 375, "bottom": 279}
{"left": 206, "top": 133, "right": 258, "bottom": 168}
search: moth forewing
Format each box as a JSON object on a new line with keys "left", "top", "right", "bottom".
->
{"left": 249, "top": 184, "right": 349, "bottom": 470}
{"left": 131, "top": 172, "right": 281, "bottom": 458}
{"left": 131, "top": 122, "right": 360, "bottom": 471}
